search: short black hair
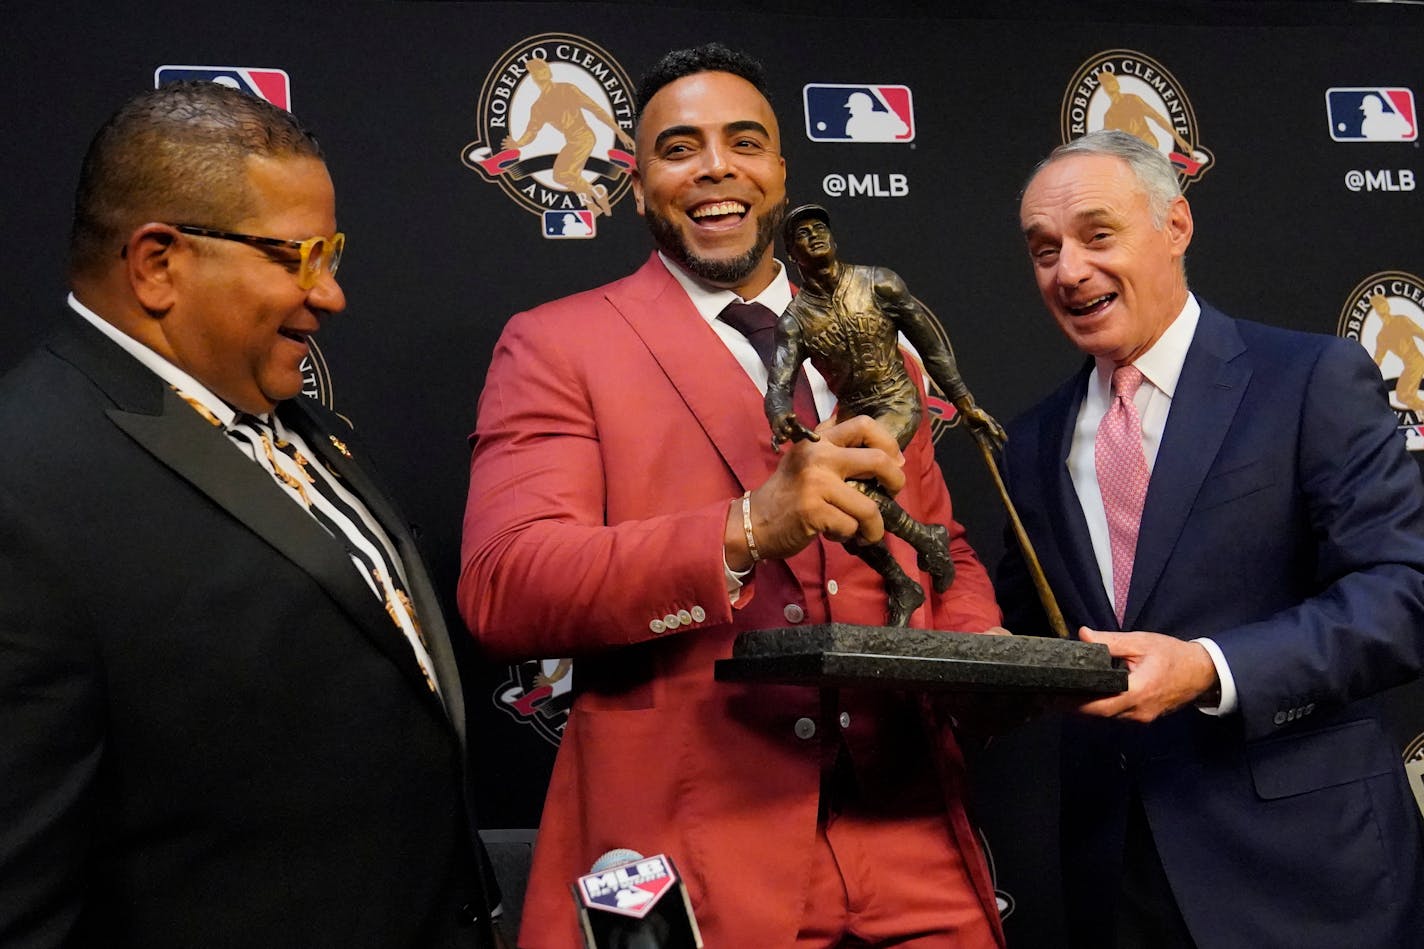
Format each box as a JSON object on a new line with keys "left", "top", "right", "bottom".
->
{"left": 70, "top": 80, "right": 323, "bottom": 278}
{"left": 635, "top": 43, "right": 770, "bottom": 117}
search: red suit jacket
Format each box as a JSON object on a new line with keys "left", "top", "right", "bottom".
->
{"left": 461, "top": 254, "right": 1005, "bottom": 948}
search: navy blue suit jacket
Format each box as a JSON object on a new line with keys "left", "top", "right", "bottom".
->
{"left": 997, "top": 303, "right": 1424, "bottom": 948}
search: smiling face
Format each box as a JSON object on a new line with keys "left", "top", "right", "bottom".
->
{"left": 163, "top": 154, "right": 346, "bottom": 413}
{"left": 1020, "top": 153, "right": 1192, "bottom": 366}
{"left": 632, "top": 70, "right": 786, "bottom": 298}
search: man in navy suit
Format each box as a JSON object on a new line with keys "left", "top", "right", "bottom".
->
{"left": 998, "top": 129, "right": 1424, "bottom": 948}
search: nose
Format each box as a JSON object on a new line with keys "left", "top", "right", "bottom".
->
{"left": 1055, "top": 241, "right": 1091, "bottom": 288}
{"left": 307, "top": 268, "right": 347, "bottom": 314}
{"left": 696, "top": 140, "right": 733, "bottom": 180}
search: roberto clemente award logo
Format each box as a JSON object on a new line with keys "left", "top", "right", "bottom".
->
{"left": 461, "top": 34, "right": 636, "bottom": 239}
{"left": 1406, "top": 732, "right": 1424, "bottom": 818}
{"left": 300, "top": 342, "right": 333, "bottom": 410}
{"left": 1338, "top": 271, "right": 1424, "bottom": 452}
{"left": 1060, "top": 50, "right": 1214, "bottom": 190}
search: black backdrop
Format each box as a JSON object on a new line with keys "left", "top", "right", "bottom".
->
{"left": 5, "top": 2, "right": 1422, "bottom": 943}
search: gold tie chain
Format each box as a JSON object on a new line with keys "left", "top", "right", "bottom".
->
{"left": 257, "top": 431, "right": 315, "bottom": 508}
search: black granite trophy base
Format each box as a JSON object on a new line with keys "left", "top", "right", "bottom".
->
{"left": 714, "top": 623, "right": 1126, "bottom": 694}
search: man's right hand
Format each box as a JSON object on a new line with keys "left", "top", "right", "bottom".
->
{"left": 725, "top": 415, "right": 906, "bottom": 570}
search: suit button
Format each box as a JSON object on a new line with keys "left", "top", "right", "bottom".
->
{"left": 784, "top": 603, "right": 805, "bottom": 624}
{"left": 690, "top": 605, "right": 706, "bottom": 623}
{"left": 1305, "top": 702, "right": 1315, "bottom": 715}
{"left": 839, "top": 712, "right": 851, "bottom": 728}
{"left": 794, "top": 717, "right": 816, "bottom": 740}
{"left": 649, "top": 618, "right": 666, "bottom": 634}
{"left": 663, "top": 613, "right": 680, "bottom": 630}
{"left": 677, "top": 609, "right": 693, "bottom": 625}
{"left": 827, "top": 580, "right": 839, "bottom": 595}
{"left": 1273, "top": 711, "right": 1287, "bottom": 725}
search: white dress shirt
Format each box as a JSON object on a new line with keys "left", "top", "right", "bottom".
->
{"left": 1066, "top": 293, "right": 1238, "bottom": 714}
{"left": 67, "top": 293, "right": 442, "bottom": 696}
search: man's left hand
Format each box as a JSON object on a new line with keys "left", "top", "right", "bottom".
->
{"left": 1074, "top": 628, "right": 1218, "bottom": 723}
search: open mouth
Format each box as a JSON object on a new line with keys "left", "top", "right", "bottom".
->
{"left": 689, "top": 200, "right": 749, "bottom": 227}
{"left": 1066, "top": 293, "right": 1116, "bottom": 317}
{"left": 278, "top": 327, "right": 311, "bottom": 346}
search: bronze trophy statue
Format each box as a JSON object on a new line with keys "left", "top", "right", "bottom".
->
{"left": 716, "top": 207, "right": 1115, "bottom": 697}
{"left": 766, "top": 204, "right": 1067, "bottom": 637}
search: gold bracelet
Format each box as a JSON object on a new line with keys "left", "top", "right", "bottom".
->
{"left": 741, "top": 490, "right": 760, "bottom": 565}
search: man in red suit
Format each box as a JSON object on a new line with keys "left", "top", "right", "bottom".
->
{"left": 460, "top": 43, "right": 1006, "bottom": 949}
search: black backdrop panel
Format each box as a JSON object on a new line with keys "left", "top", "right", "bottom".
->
{"left": 4, "top": 2, "right": 1421, "bottom": 944}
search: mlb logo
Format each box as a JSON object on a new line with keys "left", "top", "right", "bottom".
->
{"left": 1326, "top": 88, "right": 1416, "bottom": 142}
{"left": 155, "top": 66, "right": 291, "bottom": 111}
{"left": 544, "top": 209, "right": 596, "bottom": 239}
{"left": 803, "top": 84, "right": 915, "bottom": 143}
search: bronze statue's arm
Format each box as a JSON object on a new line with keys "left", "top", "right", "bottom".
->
{"left": 766, "top": 306, "right": 817, "bottom": 446}
{"left": 877, "top": 269, "right": 1006, "bottom": 449}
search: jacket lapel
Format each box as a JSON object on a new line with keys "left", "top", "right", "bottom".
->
{"left": 1125, "top": 304, "right": 1249, "bottom": 629}
{"left": 49, "top": 314, "right": 449, "bottom": 722}
{"left": 1037, "top": 364, "right": 1119, "bottom": 629}
{"left": 608, "top": 254, "right": 781, "bottom": 492}
{"left": 281, "top": 400, "right": 465, "bottom": 743}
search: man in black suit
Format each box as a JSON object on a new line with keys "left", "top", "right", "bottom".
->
{"left": 0, "top": 81, "right": 502, "bottom": 948}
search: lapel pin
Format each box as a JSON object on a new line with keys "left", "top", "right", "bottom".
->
{"left": 329, "top": 435, "right": 353, "bottom": 458}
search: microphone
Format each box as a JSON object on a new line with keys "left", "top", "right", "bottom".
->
{"left": 572, "top": 849, "right": 703, "bottom": 949}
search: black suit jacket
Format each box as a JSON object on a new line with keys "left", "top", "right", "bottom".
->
{"left": 0, "top": 311, "right": 498, "bottom": 948}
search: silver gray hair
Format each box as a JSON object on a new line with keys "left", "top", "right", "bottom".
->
{"left": 1027, "top": 130, "right": 1182, "bottom": 228}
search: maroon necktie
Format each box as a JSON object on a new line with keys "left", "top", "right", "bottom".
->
{"left": 1095, "top": 365, "right": 1151, "bottom": 625}
{"left": 719, "top": 300, "right": 818, "bottom": 430}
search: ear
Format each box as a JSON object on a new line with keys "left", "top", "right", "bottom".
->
{"left": 1164, "top": 195, "right": 1193, "bottom": 259}
{"left": 125, "top": 223, "right": 181, "bottom": 315}
{"left": 630, "top": 166, "right": 646, "bottom": 217}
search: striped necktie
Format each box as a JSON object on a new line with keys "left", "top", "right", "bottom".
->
{"left": 175, "top": 390, "right": 441, "bottom": 697}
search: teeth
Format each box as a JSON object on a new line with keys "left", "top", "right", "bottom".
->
{"left": 1068, "top": 294, "right": 1113, "bottom": 314}
{"left": 691, "top": 201, "right": 747, "bottom": 219}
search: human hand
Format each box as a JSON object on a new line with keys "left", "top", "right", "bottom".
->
{"left": 725, "top": 416, "right": 906, "bottom": 568}
{"left": 1073, "top": 628, "right": 1219, "bottom": 723}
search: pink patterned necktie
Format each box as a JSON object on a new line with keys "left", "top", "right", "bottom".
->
{"left": 1095, "top": 365, "right": 1150, "bottom": 625}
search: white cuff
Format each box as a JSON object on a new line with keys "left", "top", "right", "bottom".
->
{"left": 1191, "top": 637, "right": 1238, "bottom": 716}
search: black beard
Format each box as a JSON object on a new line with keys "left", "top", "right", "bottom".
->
{"left": 645, "top": 199, "right": 786, "bottom": 287}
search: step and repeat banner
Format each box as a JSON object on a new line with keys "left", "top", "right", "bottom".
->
{"left": 4, "top": 2, "right": 1421, "bottom": 943}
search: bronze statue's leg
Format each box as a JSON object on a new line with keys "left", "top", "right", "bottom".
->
{"left": 852, "top": 480, "right": 956, "bottom": 594}
{"left": 846, "top": 539, "right": 924, "bottom": 627}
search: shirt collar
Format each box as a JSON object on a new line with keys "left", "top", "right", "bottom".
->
{"left": 67, "top": 292, "right": 251, "bottom": 428}
{"left": 655, "top": 251, "right": 794, "bottom": 323}
{"left": 1092, "top": 292, "right": 1201, "bottom": 399}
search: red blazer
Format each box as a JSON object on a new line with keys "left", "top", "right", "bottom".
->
{"left": 461, "top": 254, "right": 1005, "bottom": 948}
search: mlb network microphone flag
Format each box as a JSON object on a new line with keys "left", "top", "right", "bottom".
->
{"left": 573, "top": 853, "right": 703, "bottom": 948}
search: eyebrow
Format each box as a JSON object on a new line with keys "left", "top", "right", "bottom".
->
{"left": 652, "top": 120, "right": 773, "bottom": 151}
{"left": 1022, "top": 207, "right": 1119, "bottom": 239}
